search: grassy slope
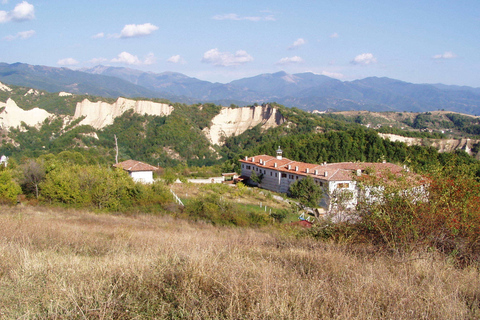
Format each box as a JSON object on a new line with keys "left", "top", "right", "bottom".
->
{"left": 0, "top": 205, "right": 478, "bottom": 319}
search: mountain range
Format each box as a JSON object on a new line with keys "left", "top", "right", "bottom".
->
{"left": 1, "top": 62, "right": 480, "bottom": 114}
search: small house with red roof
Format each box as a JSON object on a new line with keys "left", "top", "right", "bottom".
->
{"left": 113, "top": 160, "right": 159, "bottom": 184}
{"left": 239, "top": 147, "right": 408, "bottom": 210}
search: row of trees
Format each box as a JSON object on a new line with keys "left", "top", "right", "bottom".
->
{"left": 0, "top": 153, "right": 173, "bottom": 211}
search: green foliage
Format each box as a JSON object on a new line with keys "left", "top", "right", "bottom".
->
{"left": 250, "top": 170, "right": 264, "bottom": 184}
{"left": 288, "top": 176, "right": 323, "bottom": 208}
{"left": 270, "top": 208, "right": 288, "bottom": 223}
{"left": 185, "top": 193, "right": 270, "bottom": 227}
{"left": 40, "top": 164, "right": 172, "bottom": 211}
{"left": 326, "top": 167, "right": 480, "bottom": 265}
{"left": 0, "top": 170, "right": 21, "bottom": 205}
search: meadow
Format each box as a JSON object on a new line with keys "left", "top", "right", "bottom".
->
{"left": 0, "top": 205, "right": 478, "bottom": 319}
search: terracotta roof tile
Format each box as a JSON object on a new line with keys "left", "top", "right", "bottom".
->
{"left": 113, "top": 160, "right": 159, "bottom": 172}
{"left": 240, "top": 156, "right": 407, "bottom": 181}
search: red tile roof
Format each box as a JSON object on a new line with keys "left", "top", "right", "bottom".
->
{"left": 113, "top": 160, "right": 159, "bottom": 172}
{"left": 240, "top": 155, "right": 406, "bottom": 181}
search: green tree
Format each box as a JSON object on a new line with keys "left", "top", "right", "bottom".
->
{"left": 288, "top": 176, "right": 323, "bottom": 208}
{"left": 0, "top": 170, "right": 22, "bottom": 205}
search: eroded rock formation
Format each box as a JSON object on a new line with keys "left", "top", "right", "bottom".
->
{"left": 203, "top": 105, "right": 285, "bottom": 145}
{"left": 73, "top": 97, "right": 174, "bottom": 129}
{"left": 379, "top": 133, "right": 480, "bottom": 158}
{"left": 0, "top": 98, "right": 52, "bottom": 129}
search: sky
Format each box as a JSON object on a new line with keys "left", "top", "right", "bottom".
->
{"left": 1, "top": 0, "right": 480, "bottom": 87}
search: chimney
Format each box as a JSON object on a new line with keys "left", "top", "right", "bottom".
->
{"left": 357, "top": 169, "right": 362, "bottom": 176}
{"left": 274, "top": 163, "right": 278, "bottom": 168}
{"left": 252, "top": 157, "right": 255, "bottom": 162}
{"left": 295, "top": 166, "right": 298, "bottom": 172}
{"left": 314, "top": 169, "right": 318, "bottom": 175}
{"left": 287, "top": 164, "right": 291, "bottom": 170}
{"left": 382, "top": 159, "right": 386, "bottom": 164}
{"left": 244, "top": 156, "right": 248, "bottom": 160}
{"left": 259, "top": 159, "right": 263, "bottom": 165}
{"left": 306, "top": 168, "right": 309, "bottom": 173}
{"left": 324, "top": 171, "right": 328, "bottom": 177}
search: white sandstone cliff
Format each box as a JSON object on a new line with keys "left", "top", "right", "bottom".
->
{"left": 203, "top": 105, "right": 285, "bottom": 145}
{"left": 379, "top": 133, "right": 480, "bottom": 157}
{"left": 0, "top": 98, "right": 52, "bottom": 129}
{"left": 73, "top": 97, "right": 174, "bottom": 129}
{"left": 0, "top": 82, "right": 12, "bottom": 92}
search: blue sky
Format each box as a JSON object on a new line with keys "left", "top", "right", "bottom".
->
{"left": 1, "top": 0, "right": 480, "bottom": 87}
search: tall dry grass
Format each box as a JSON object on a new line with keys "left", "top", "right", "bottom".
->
{"left": 0, "top": 205, "right": 478, "bottom": 319}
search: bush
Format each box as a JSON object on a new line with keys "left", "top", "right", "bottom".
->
{"left": 185, "top": 194, "right": 269, "bottom": 227}
{"left": 351, "top": 168, "right": 480, "bottom": 265}
{"left": 0, "top": 170, "right": 21, "bottom": 205}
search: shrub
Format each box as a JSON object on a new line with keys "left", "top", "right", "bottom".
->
{"left": 0, "top": 170, "right": 21, "bottom": 205}
{"left": 185, "top": 193, "right": 269, "bottom": 227}
{"left": 352, "top": 168, "right": 480, "bottom": 264}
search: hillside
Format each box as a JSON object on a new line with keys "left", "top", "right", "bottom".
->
{"left": 1, "top": 81, "right": 480, "bottom": 170}
{"left": 1, "top": 205, "right": 478, "bottom": 319}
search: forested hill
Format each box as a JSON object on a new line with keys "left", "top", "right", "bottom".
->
{"left": 1, "top": 82, "right": 480, "bottom": 176}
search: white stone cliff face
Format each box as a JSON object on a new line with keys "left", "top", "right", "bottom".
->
{"left": 0, "top": 98, "right": 52, "bottom": 129}
{"left": 379, "top": 133, "right": 480, "bottom": 158}
{"left": 73, "top": 97, "right": 174, "bottom": 129}
{"left": 203, "top": 105, "right": 285, "bottom": 145}
{"left": 0, "top": 82, "right": 12, "bottom": 92}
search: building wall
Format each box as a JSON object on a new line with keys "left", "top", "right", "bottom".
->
{"left": 130, "top": 171, "right": 154, "bottom": 183}
{"left": 241, "top": 162, "right": 361, "bottom": 210}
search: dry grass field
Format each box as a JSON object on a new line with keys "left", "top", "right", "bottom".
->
{"left": 0, "top": 205, "right": 479, "bottom": 319}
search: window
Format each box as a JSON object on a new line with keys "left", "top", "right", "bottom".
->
{"left": 275, "top": 173, "right": 278, "bottom": 177}
{"left": 281, "top": 173, "right": 287, "bottom": 178}
{"left": 270, "top": 172, "right": 272, "bottom": 176}
{"left": 289, "top": 174, "right": 294, "bottom": 179}
{"left": 337, "top": 183, "right": 349, "bottom": 189}
{"left": 242, "top": 164, "right": 244, "bottom": 168}
{"left": 246, "top": 165, "right": 251, "bottom": 170}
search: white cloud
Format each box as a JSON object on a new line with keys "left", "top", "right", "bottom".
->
{"left": 351, "top": 53, "right": 377, "bottom": 65}
{"left": 111, "top": 52, "right": 155, "bottom": 65}
{"left": 3, "top": 29, "right": 35, "bottom": 40}
{"left": 433, "top": 51, "right": 457, "bottom": 59}
{"left": 144, "top": 52, "right": 156, "bottom": 65}
{"left": 329, "top": 32, "right": 339, "bottom": 39}
{"left": 202, "top": 48, "right": 253, "bottom": 67}
{"left": 0, "top": 1, "right": 34, "bottom": 23}
{"left": 320, "top": 71, "right": 344, "bottom": 79}
{"left": 92, "top": 32, "right": 104, "bottom": 39}
{"left": 0, "top": 11, "right": 8, "bottom": 23}
{"left": 111, "top": 52, "right": 141, "bottom": 65}
{"left": 11, "top": 1, "right": 34, "bottom": 21}
{"left": 288, "top": 38, "right": 306, "bottom": 50}
{"left": 120, "top": 23, "right": 158, "bottom": 38}
{"left": 57, "top": 58, "right": 79, "bottom": 66}
{"left": 276, "top": 56, "right": 304, "bottom": 65}
{"left": 1, "top": 0, "right": 8, "bottom": 4}
{"left": 167, "top": 54, "right": 186, "bottom": 64}
{"left": 212, "top": 13, "right": 275, "bottom": 21}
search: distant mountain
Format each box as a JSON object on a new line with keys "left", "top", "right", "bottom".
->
{"left": 0, "top": 63, "right": 162, "bottom": 99}
{"left": 2, "top": 62, "right": 480, "bottom": 115}
{"left": 81, "top": 66, "right": 261, "bottom": 102}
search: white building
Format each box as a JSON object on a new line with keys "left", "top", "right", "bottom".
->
{"left": 113, "top": 160, "right": 159, "bottom": 184}
{"left": 239, "top": 148, "right": 407, "bottom": 210}
{"left": 0, "top": 155, "right": 8, "bottom": 167}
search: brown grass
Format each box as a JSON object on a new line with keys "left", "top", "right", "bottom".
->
{"left": 0, "top": 205, "right": 478, "bottom": 319}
